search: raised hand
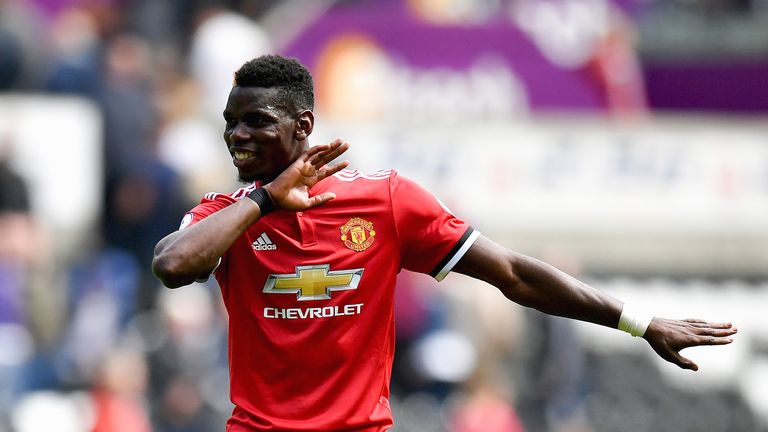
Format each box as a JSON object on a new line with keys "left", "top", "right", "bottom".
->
{"left": 264, "top": 139, "right": 350, "bottom": 211}
{"left": 643, "top": 318, "right": 737, "bottom": 371}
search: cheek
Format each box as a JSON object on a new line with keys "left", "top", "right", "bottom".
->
{"left": 250, "top": 125, "right": 283, "bottom": 142}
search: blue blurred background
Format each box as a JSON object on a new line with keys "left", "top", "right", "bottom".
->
{"left": 1, "top": 0, "right": 767, "bottom": 431}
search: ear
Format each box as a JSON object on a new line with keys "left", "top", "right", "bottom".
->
{"left": 295, "top": 110, "right": 314, "bottom": 141}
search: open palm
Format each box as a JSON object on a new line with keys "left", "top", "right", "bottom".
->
{"left": 644, "top": 318, "right": 736, "bottom": 371}
{"left": 264, "top": 139, "right": 350, "bottom": 211}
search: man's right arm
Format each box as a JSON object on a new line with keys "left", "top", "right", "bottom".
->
{"left": 152, "top": 139, "right": 350, "bottom": 288}
{"left": 152, "top": 198, "right": 264, "bottom": 288}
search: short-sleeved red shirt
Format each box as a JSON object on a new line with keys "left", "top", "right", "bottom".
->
{"left": 182, "top": 169, "right": 478, "bottom": 431}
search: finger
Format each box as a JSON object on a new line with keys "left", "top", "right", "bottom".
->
{"left": 303, "top": 143, "right": 332, "bottom": 161}
{"left": 317, "top": 160, "right": 350, "bottom": 180}
{"left": 694, "top": 335, "right": 734, "bottom": 346}
{"left": 306, "top": 192, "right": 337, "bottom": 208}
{"left": 690, "top": 326, "right": 738, "bottom": 337}
{"left": 306, "top": 139, "right": 343, "bottom": 164}
{"left": 324, "top": 138, "right": 344, "bottom": 147}
{"left": 672, "top": 351, "right": 699, "bottom": 371}
{"left": 685, "top": 320, "right": 733, "bottom": 329}
{"left": 309, "top": 140, "right": 349, "bottom": 166}
{"left": 320, "top": 140, "right": 350, "bottom": 163}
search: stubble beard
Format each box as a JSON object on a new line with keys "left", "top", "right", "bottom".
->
{"left": 238, "top": 170, "right": 276, "bottom": 185}
{"left": 239, "top": 173, "right": 265, "bottom": 184}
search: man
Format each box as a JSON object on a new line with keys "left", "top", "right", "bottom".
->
{"left": 152, "top": 55, "right": 736, "bottom": 431}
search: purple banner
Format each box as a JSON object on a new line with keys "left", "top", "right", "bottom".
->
{"left": 644, "top": 60, "right": 768, "bottom": 112}
{"left": 283, "top": 0, "right": 647, "bottom": 117}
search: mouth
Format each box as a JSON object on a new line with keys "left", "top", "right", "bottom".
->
{"left": 230, "top": 149, "right": 258, "bottom": 168}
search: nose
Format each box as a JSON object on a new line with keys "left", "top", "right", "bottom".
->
{"left": 229, "top": 121, "right": 251, "bottom": 143}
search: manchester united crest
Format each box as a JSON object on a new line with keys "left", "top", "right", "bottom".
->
{"left": 340, "top": 217, "right": 376, "bottom": 252}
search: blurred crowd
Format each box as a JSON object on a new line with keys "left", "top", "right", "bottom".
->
{"left": 0, "top": 1, "right": 272, "bottom": 431}
{"left": 0, "top": 1, "right": 766, "bottom": 432}
{"left": 0, "top": 1, "right": 533, "bottom": 431}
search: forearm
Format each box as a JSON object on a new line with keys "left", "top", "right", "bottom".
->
{"left": 454, "top": 236, "right": 622, "bottom": 329}
{"left": 152, "top": 199, "right": 263, "bottom": 287}
{"left": 504, "top": 252, "right": 622, "bottom": 328}
{"left": 455, "top": 235, "right": 736, "bottom": 371}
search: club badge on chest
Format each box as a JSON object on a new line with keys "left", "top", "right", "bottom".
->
{"left": 340, "top": 217, "right": 376, "bottom": 252}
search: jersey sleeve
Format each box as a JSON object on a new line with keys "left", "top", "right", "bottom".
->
{"left": 178, "top": 192, "right": 238, "bottom": 280}
{"left": 179, "top": 192, "right": 236, "bottom": 230}
{"left": 390, "top": 172, "right": 479, "bottom": 281}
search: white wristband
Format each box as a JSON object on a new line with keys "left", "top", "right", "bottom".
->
{"left": 618, "top": 303, "right": 654, "bottom": 337}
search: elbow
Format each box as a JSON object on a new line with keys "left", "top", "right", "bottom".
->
{"left": 151, "top": 253, "right": 194, "bottom": 289}
{"left": 497, "top": 272, "right": 527, "bottom": 305}
{"left": 496, "top": 254, "right": 536, "bottom": 308}
{"left": 499, "top": 278, "right": 541, "bottom": 311}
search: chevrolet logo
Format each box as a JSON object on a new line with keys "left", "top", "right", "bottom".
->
{"left": 263, "top": 265, "right": 364, "bottom": 301}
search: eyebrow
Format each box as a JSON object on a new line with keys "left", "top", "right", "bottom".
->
{"left": 223, "top": 108, "right": 280, "bottom": 119}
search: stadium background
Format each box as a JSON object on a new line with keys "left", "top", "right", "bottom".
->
{"left": 1, "top": 0, "right": 767, "bottom": 431}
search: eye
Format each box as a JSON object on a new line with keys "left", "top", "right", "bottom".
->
{"left": 243, "top": 114, "right": 269, "bottom": 128}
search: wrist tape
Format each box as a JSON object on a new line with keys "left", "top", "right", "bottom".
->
{"left": 618, "top": 303, "right": 654, "bottom": 337}
{"left": 248, "top": 187, "right": 275, "bottom": 215}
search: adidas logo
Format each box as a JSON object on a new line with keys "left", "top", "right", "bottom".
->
{"left": 252, "top": 233, "right": 277, "bottom": 251}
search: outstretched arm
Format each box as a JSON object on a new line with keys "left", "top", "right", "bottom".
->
{"left": 453, "top": 235, "right": 736, "bottom": 371}
{"left": 152, "top": 139, "right": 350, "bottom": 288}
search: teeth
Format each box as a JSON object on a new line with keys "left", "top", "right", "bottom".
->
{"left": 234, "top": 151, "right": 253, "bottom": 161}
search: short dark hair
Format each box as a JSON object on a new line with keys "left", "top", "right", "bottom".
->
{"left": 233, "top": 54, "right": 314, "bottom": 112}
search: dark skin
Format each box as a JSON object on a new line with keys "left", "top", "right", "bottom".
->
{"left": 453, "top": 237, "right": 736, "bottom": 370}
{"left": 224, "top": 86, "right": 309, "bottom": 184}
{"left": 152, "top": 86, "right": 351, "bottom": 287}
{"left": 153, "top": 85, "right": 736, "bottom": 370}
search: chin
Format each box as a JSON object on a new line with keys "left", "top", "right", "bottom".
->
{"left": 238, "top": 173, "right": 255, "bottom": 183}
{"left": 238, "top": 171, "right": 273, "bottom": 184}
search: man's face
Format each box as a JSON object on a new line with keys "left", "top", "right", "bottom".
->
{"left": 223, "top": 86, "right": 304, "bottom": 183}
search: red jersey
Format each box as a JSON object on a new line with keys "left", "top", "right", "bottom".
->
{"left": 182, "top": 169, "right": 478, "bottom": 431}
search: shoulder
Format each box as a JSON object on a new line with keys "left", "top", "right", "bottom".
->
{"left": 324, "top": 169, "right": 397, "bottom": 198}
{"left": 200, "top": 182, "right": 258, "bottom": 204}
{"left": 327, "top": 168, "right": 437, "bottom": 200}
{"left": 331, "top": 168, "right": 395, "bottom": 183}
{"left": 184, "top": 183, "right": 257, "bottom": 223}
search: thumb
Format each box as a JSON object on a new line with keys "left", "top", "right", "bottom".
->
{"left": 306, "top": 192, "right": 337, "bottom": 208}
{"left": 672, "top": 351, "right": 699, "bottom": 371}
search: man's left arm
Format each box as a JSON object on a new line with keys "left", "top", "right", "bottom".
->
{"left": 452, "top": 235, "right": 737, "bottom": 371}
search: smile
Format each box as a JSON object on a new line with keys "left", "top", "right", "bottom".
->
{"left": 233, "top": 150, "right": 255, "bottom": 161}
